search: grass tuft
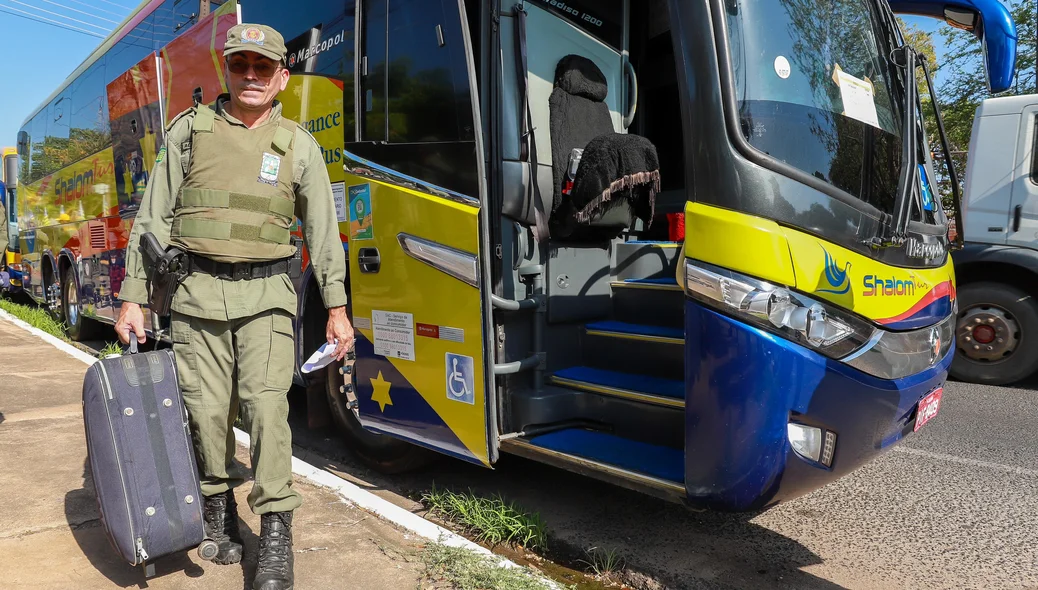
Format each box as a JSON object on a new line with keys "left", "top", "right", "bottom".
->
{"left": 578, "top": 546, "right": 625, "bottom": 578}
{"left": 419, "top": 542, "right": 562, "bottom": 590}
{"left": 0, "top": 299, "right": 68, "bottom": 341}
{"left": 421, "top": 486, "right": 549, "bottom": 551}
{"left": 97, "top": 342, "right": 124, "bottom": 358}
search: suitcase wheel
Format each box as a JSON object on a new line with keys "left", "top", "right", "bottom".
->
{"left": 198, "top": 539, "right": 220, "bottom": 561}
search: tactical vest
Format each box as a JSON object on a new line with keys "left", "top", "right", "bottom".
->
{"left": 170, "top": 104, "right": 297, "bottom": 263}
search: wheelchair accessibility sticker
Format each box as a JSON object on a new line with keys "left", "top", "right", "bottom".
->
{"left": 445, "top": 353, "right": 474, "bottom": 405}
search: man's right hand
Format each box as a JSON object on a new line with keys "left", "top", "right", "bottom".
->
{"left": 115, "top": 302, "right": 147, "bottom": 345}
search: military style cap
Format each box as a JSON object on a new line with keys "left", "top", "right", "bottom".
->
{"left": 224, "top": 23, "right": 286, "bottom": 63}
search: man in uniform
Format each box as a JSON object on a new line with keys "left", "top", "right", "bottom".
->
{"left": 115, "top": 23, "right": 354, "bottom": 590}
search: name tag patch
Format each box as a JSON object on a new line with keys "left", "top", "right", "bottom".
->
{"left": 259, "top": 152, "right": 281, "bottom": 186}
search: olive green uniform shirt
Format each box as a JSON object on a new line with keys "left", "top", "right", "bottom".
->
{"left": 119, "top": 97, "right": 348, "bottom": 320}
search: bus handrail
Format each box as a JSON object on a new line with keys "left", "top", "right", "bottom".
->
{"left": 491, "top": 294, "right": 538, "bottom": 311}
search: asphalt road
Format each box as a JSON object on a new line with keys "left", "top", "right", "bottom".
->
{"left": 285, "top": 378, "right": 1038, "bottom": 590}
{"left": 72, "top": 330, "right": 1037, "bottom": 590}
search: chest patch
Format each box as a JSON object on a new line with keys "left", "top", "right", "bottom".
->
{"left": 259, "top": 152, "right": 281, "bottom": 186}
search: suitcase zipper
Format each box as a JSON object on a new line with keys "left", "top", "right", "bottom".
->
{"left": 97, "top": 363, "right": 114, "bottom": 400}
{"left": 97, "top": 360, "right": 141, "bottom": 565}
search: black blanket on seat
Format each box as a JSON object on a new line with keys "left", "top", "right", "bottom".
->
{"left": 566, "top": 132, "right": 661, "bottom": 225}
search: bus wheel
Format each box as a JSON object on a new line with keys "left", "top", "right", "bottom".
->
{"left": 324, "top": 358, "right": 434, "bottom": 473}
{"left": 63, "top": 267, "right": 96, "bottom": 342}
{"left": 950, "top": 282, "right": 1038, "bottom": 385}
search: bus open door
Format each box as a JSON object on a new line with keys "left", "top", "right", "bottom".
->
{"left": 342, "top": 0, "right": 495, "bottom": 469}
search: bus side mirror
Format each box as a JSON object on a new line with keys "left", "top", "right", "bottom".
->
{"left": 889, "top": 0, "right": 1018, "bottom": 94}
{"left": 16, "top": 131, "right": 28, "bottom": 157}
{"left": 944, "top": 4, "right": 1017, "bottom": 94}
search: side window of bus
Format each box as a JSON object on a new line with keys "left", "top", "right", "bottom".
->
{"left": 355, "top": 0, "right": 478, "bottom": 197}
{"left": 47, "top": 93, "right": 72, "bottom": 176}
{"left": 106, "top": 33, "right": 152, "bottom": 88}
{"left": 29, "top": 111, "right": 48, "bottom": 182}
{"left": 360, "top": 0, "right": 388, "bottom": 142}
{"left": 385, "top": 0, "right": 474, "bottom": 144}
{"left": 69, "top": 60, "right": 109, "bottom": 167}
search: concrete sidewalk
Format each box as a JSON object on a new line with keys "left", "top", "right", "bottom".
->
{"left": 0, "top": 318, "right": 426, "bottom": 590}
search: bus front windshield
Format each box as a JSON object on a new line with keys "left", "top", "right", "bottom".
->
{"left": 725, "top": 0, "right": 908, "bottom": 218}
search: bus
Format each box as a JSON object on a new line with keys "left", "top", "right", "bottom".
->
{"left": 1, "top": 146, "right": 17, "bottom": 287}
{"left": 16, "top": 0, "right": 1016, "bottom": 511}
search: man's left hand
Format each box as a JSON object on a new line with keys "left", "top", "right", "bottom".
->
{"left": 326, "top": 306, "right": 354, "bottom": 361}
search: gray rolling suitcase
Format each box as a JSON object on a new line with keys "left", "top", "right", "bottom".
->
{"left": 82, "top": 340, "right": 218, "bottom": 577}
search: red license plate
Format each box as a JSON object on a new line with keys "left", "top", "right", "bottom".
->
{"left": 914, "top": 387, "right": 943, "bottom": 432}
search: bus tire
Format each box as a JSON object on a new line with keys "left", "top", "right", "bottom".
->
{"left": 63, "top": 266, "right": 97, "bottom": 342}
{"left": 324, "top": 358, "right": 434, "bottom": 473}
{"left": 950, "top": 282, "right": 1038, "bottom": 385}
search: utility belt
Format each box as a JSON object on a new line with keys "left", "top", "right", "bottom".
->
{"left": 188, "top": 255, "right": 293, "bottom": 281}
{"left": 140, "top": 232, "right": 302, "bottom": 316}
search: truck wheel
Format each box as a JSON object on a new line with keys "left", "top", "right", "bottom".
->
{"left": 950, "top": 282, "right": 1038, "bottom": 385}
{"left": 324, "top": 358, "right": 434, "bottom": 473}
{"left": 63, "top": 266, "right": 97, "bottom": 342}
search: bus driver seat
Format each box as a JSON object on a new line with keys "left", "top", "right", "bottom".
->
{"left": 548, "top": 54, "right": 661, "bottom": 239}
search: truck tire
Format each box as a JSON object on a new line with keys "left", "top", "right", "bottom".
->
{"left": 324, "top": 358, "right": 434, "bottom": 473}
{"left": 950, "top": 282, "right": 1038, "bottom": 385}
{"left": 63, "top": 266, "right": 98, "bottom": 342}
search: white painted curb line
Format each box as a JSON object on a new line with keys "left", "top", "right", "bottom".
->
{"left": 0, "top": 308, "right": 101, "bottom": 366}
{"left": 0, "top": 311, "right": 558, "bottom": 587}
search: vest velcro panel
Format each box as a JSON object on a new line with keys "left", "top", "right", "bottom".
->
{"left": 180, "top": 187, "right": 295, "bottom": 220}
{"left": 173, "top": 218, "right": 291, "bottom": 244}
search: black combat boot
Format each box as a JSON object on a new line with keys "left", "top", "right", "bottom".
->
{"left": 254, "top": 511, "right": 294, "bottom": 590}
{"left": 202, "top": 489, "right": 243, "bottom": 564}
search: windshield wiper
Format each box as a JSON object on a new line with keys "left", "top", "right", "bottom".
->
{"left": 886, "top": 44, "right": 919, "bottom": 247}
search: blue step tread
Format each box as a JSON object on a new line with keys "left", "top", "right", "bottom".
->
{"left": 586, "top": 321, "right": 683, "bottom": 340}
{"left": 552, "top": 366, "right": 685, "bottom": 400}
{"left": 528, "top": 429, "right": 684, "bottom": 483}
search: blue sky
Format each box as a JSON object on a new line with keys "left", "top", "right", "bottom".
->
{"left": 0, "top": 5, "right": 960, "bottom": 154}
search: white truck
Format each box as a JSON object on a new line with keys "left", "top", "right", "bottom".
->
{"left": 952, "top": 93, "right": 1038, "bottom": 385}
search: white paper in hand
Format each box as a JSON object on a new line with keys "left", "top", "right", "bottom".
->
{"left": 301, "top": 341, "right": 338, "bottom": 373}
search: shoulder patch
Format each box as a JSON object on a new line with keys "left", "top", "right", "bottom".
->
{"left": 155, "top": 145, "right": 166, "bottom": 164}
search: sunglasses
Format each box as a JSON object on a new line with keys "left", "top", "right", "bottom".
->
{"left": 226, "top": 58, "right": 282, "bottom": 77}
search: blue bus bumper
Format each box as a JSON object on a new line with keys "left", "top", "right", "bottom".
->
{"left": 685, "top": 300, "right": 952, "bottom": 511}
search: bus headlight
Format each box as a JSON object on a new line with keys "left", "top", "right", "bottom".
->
{"left": 685, "top": 259, "right": 873, "bottom": 359}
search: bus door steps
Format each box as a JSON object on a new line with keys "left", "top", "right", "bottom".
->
{"left": 585, "top": 320, "right": 684, "bottom": 344}
{"left": 610, "top": 278, "right": 685, "bottom": 330}
{"left": 549, "top": 366, "right": 685, "bottom": 409}
{"left": 581, "top": 321, "right": 685, "bottom": 380}
{"left": 613, "top": 241, "right": 683, "bottom": 282}
{"left": 499, "top": 428, "right": 686, "bottom": 502}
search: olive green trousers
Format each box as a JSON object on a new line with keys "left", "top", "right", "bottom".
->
{"left": 171, "top": 309, "right": 301, "bottom": 514}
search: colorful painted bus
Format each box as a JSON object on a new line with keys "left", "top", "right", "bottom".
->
{"left": 16, "top": 0, "right": 1016, "bottom": 511}
{"left": 1, "top": 146, "right": 18, "bottom": 284}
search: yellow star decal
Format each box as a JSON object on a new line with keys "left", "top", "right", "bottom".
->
{"left": 369, "top": 371, "right": 393, "bottom": 412}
